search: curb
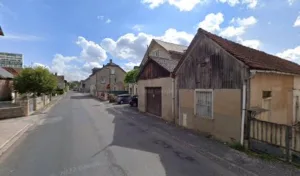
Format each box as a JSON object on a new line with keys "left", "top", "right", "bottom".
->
{"left": 0, "top": 123, "right": 33, "bottom": 157}
{"left": 0, "top": 94, "right": 66, "bottom": 158}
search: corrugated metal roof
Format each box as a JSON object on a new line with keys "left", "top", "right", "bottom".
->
{"left": 150, "top": 56, "right": 179, "bottom": 72}
{"left": 0, "top": 67, "right": 14, "bottom": 78}
{"left": 154, "top": 39, "right": 187, "bottom": 54}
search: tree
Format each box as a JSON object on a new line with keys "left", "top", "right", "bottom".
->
{"left": 14, "top": 67, "right": 58, "bottom": 95}
{"left": 124, "top": 68, "right": 139, "bottom": 83}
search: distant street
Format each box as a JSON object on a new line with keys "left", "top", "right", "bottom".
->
{"left": 0, "top": 92, "right": 298, "bottom": 176}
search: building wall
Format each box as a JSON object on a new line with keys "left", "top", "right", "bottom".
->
{"left": 178, "top": 89, "right": 242, "bottom": 143}
{"left": 141, "top": 42, "right": 170, "bottom": 66}
{"left": 89, "top": 74, "right": 97, "bottom": 95}
{"left": 0, "top": 79, "right": 12, "bottom": 101}
{"left": 128, "top": 83, "right": 138, "bottom": 95}
{"left": 96, "top": 66, "right": 126, "bottom": 93}
{"left": 138, "top": 77, "right": 173, "bottom": 122}
{"left": 250, "top": 73, "right": 294, "bottom": 125}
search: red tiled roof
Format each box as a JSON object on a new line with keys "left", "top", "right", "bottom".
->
{"left": 2, "top": 67, "right": 22, "bottom": 76}
{"left": 199, "top": 28, "right": 300, "bottom": 75}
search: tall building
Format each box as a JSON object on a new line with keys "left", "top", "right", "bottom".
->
{"left": 0, "top": 52, "right": 23, "bottom": 68}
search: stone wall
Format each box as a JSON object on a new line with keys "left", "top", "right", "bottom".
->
{"left": 0, "top": 95, "right": 53, "bottom": 119}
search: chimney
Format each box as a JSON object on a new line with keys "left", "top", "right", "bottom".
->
{"left": 110, "top": 59, "right": 112, "bottom": 64}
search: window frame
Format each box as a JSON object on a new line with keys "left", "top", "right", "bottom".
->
{"left": 194, "top": 89, "right": 214, "bottom": 119}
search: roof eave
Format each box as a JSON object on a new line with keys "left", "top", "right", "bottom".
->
{"left": 250, "top": 69, "right": 300, "bottom": 76}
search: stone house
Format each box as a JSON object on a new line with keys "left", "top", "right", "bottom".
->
{"left": 0, "top": 67, "right": 21, "bottom": 101}
{"left": 174, "top": 28, "right": 300, "bottom": 143}
{"left": 91, "top": 59, "right": 126, "bottom": 99}
{"left": 137, "top": 39, "right": 187, "bottom": 122}
{"left": 56, "top": 74, "right": 65, "bottom": 90}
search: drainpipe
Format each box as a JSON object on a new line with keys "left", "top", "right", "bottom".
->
{"left": 240, "top": 70, "right": 256, "bottom": 145}
{"left": 172, "top": 77, "right": 175, "bottom": 122}
{"left": 240, "top": 83, "right": 247, "bottom": 145}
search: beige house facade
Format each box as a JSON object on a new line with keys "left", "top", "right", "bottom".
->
{"left": 174, "top": 28, "right": 300, "bottom": 144}
{"left": 137, "top": 39, "right": 187, "bottom": 122}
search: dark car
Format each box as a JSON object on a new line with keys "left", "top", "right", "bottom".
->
{"left": 117, "top": 94, "right": 131, "bottom": 104}
{"left": 129, "top": 95, "right": 138, "bottom": 107}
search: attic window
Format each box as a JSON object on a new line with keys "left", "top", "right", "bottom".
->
{"left": 262, "top": 91, "right": 272, "bottom": 99}
{"left": 155, "top": 50, "right": 159, "bottom": 57}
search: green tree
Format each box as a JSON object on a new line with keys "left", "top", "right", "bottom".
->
{"left": 14, "top": 67, "right": 58, "bottom": 95}
{"left": 124, "top": 68, "right": 139, "bottom": 83}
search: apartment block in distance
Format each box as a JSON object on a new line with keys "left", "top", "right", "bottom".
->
{"left": 0, "top": 52, "right": 23, "bottom": 68}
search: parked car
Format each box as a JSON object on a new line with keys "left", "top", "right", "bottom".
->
{"left": 117, "top": 94, "right": 131, "bottom": 104}
{"left": 129, "top": 95, "right": 138, "bottom": 107}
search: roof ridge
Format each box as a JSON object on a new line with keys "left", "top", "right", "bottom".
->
{"left": 154, "top": 39, "right": 188, "bottom": 47}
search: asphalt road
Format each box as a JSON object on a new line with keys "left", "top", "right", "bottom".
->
{"left": 0, "top": 92, "right": 250, "bottom": 176}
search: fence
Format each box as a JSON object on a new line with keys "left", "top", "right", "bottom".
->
{"left": 247, "top": 114, "right": 300, "bottom": 164}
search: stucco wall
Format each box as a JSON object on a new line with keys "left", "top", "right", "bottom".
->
{"left": 138, "top": 77, "right": 173, "bottom": 121}
{"left": 178, "top": 89, "right": 242, "bottom": 143}
{"left": 250, "top": 73, "right": 294, "bottom": 125}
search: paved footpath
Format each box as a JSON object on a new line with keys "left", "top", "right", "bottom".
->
{"left": 0, "top": 92, "right": 299, "bottom": 176}
{"left": 0, "top": 95, "right": 64, "bottom": 158}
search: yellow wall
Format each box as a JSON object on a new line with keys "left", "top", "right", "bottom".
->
{"left": 250, "top": 73, "right": 294, "bottom": 125}
{"left": 178, "top": 89, "right": 242, "bottom": 143}
{"left": 138, "top": 77, "right": 173, "bottom": 122}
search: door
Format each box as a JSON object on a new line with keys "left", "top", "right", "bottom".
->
{"left": 146, "top": 87, "right": 162, "bottom": 116}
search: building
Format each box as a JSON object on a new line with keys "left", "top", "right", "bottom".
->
{"left": 174, "top": 28, "right": 300, "bottom": 143}
{"left": 0, "top": 52, "right": 23, "bottom": 68}
{"left": 0, "top": 67, "right": 21, "bottom": 101}
{"left": 95, "top": 59, "right": 126, "bottom": 99}
{"left": 137, "top": 39, "right": 187, "bottom": 122}
{"left": 55, "top": 74, "right": 65, "bottom": 89}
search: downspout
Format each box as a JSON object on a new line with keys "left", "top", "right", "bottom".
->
{"left": 240, "top": 83, "right": 247, "bottom": 145}
{"left": 172, "top": 76, "right": 175, "bottom": 122}
{"left": 240, "top": 70, "right": 256, "bottom": 145}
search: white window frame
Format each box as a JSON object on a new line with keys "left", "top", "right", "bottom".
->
{"left": 194, "top": 89, "right": 214, "bottom": 119}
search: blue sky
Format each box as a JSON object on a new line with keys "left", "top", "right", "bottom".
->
{"left": 0, "top": 0, "right": 300, "bottom": 81}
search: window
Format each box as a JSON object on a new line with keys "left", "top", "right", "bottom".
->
{"left": 261, "top": 91, "right": 272, "bottom": 120}
{"left": 155, "top": 50, "right": 159, "bottom": 57}
{"left": 195, "top": 89, "right": 213, "bottom": 119}
{"left": 100, "top": 77, "right": 106, "bottom": 84}
{"left": 111, "top": 69, "right": 115, "bottom": 75}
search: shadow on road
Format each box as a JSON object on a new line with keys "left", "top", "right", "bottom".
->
{"left": 98, "top": 107, "right": 211, "bottom": 176}
{"left": 70, "top": 95, "right": 94, "bottom": 100}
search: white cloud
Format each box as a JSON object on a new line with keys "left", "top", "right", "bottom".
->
{"left": 219, "top": 26, "right": 245, "bottom": 37}
{"left": 217, "top": 0, "right": 258, "bottom": 8}
{"left": 234, "top": 16, "right": 257, "bottom": 26}
{"left": 106, "top": 19, "right": 112, "bottom": 24}
{"left": 277, "top": 46, "right": 300, "bottom": 62}
{"left": 76, "top": 36, "right": 107, "bottom": 62}
{"left": 237, "top": 37, "right": 260, "bottom": 49}
{"left": 122, "top": 62, "right": 140, "bottom": 72}
{"left": 217, "top": 0, "right": 240, "bottom": 6}
{"left": 101, "top": 28, "right": 193, "bottom": 63}
{"left": 141, "top": 0, "right": 206, "bottom": 11}
{"left": 32, "top": 63, "right": 51, "bottom": 70}
{"left": 288, "top": 0, "right": 297, "bottom": 5}
{"left": 198, "top": 12, "right": 224, "bottom": 32}
{"left": 294, "top": 15, "right": 300, "bottom": 27}
{"left": 132, "top": 24, "right": 144, "bottom": 31}
{"left": 97, "top": 15, "right": 104, "bottom": 20}
{"left": 219, "top": 16, "right": 257, "bottom": 38}
{"left": 0, "top": 34, "right": 42, "bottom": 41}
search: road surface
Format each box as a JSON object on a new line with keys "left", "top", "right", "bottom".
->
{"left": 0, "top": 92, "right": 288, "bottom": 176}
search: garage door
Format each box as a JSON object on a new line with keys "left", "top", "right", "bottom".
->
{"left": 146, "top": 87, "right": 162, "bottom": 116}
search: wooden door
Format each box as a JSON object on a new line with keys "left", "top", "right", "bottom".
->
{"left": 146, "top": 87, "right": 162, "bottom": 116}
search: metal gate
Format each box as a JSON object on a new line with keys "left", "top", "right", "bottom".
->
{"left": 146, "top": 87, "right": 162, "bottom": 117}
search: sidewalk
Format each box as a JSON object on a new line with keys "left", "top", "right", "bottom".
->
{"left": 112, "top": 105, "right": 300, "bottom": 176}
{"left": 0, "top": 94, "right": 65, "bottom": 157}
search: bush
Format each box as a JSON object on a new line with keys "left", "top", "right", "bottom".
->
{"left": 108, "top": 94, "right": 116, "bottom": 103}
{"left": 56, "top": 88, "right": 64, "bottom": 95}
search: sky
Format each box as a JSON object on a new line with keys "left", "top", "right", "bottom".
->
{"left": 0, "top": 0, "right": 299, "bottom": 81}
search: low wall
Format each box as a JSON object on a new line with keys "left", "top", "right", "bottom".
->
{"left": 0, "top": 95, "right": 53, "bottom": 119}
